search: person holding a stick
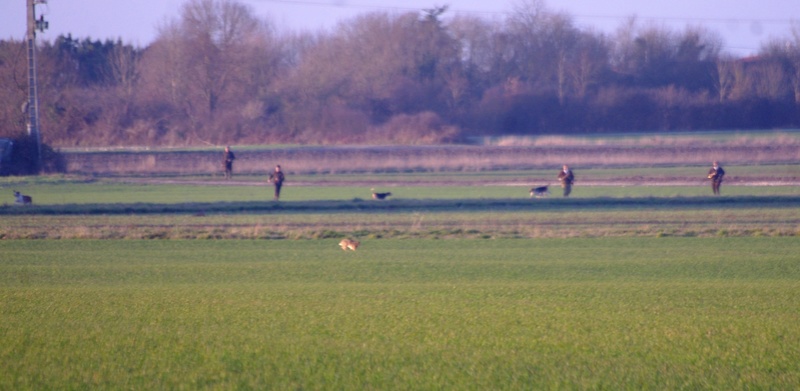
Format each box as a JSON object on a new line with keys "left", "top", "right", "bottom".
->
{"left": 557, "top": 165, "right": 575, "bottom": 197}
{"left": 222, "top": 146, "right": 236, "bottom": 179}
{"left": 268, "top": 164, "right": 285, "bottom": 200}
{"left": 707, "top": 161, "right": 725, "bottom": 195}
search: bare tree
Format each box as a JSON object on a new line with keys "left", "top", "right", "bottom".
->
{"left": 714, "top": 56, "right": 736, "bottom": 102}
{"left": 752, "top": 62, "right": 790, "bottom": 100}
{"left": 506, "top": 0, "right": 584, "bottom": 102}
{"left": 279, "top": 9, "right": 461, "bottom": 133}
{"left": 139, "top": 0, "right": 279, "bottom": 144}
{"left": 759, "top": 24, "right": 800, "bottom": 103}
{"left": 793, "top": 24, "right": 800, "bottom": 103}
{"left": 180, "top": 0, "right": 260, "bottom": 120}
{"left": 141, "top": 20, "right": 191, "bottom": 113}
{"left": 568, "top": 32, "right": 610, "bottom": 100}
{"left": 106, "top": 41, "right": 141, "bottom": 97}
{"left": 0, "top": 40, "right": 28, "bottom": 137}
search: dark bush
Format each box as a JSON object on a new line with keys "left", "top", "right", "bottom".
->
{"left": 1, "top": 136, "right": 66, "bottom": 176}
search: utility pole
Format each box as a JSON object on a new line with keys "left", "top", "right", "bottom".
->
{"left": 26, "top": 0, "right": 47, "bottom": 173}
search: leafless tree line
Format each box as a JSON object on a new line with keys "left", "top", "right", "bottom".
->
{"left": 1, "top": 0, "right": 800, "bottom": 147}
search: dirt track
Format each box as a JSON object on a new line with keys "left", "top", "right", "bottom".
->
{"left": 65, "top": 144, "right": 799, "bottom": 176}
{"left": 115, "top": 176, "right": 800, "bottom": 187}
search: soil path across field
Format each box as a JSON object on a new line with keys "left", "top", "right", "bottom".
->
{"left": 112, "top": 177, "right": 800, "bottom": 187}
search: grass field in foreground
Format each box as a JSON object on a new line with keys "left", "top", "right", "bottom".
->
{"left": 1, "top": 238, "right": 799, "bottom": 389}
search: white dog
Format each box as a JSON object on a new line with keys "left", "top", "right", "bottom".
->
{"left": 13, "top": 190, "right": 32, "bottom": 205}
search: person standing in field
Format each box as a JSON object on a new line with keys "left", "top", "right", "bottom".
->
{"left": 222, "top": 146, "right": 236, "bottom": 180}
{"left": 557, "top": 165, "right": 575, "bottom": 197}
{"left": 707, "top": 161, "right": 725, "bottom": 195}
{"left": 268, "top": 164, "right": 285, "bottom": 200}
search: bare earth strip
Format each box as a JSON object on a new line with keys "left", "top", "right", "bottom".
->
{"left": 64, "top": 144, "right": 800, "bottom": 176}
{"left": 2, "top": 197, "right": 798, "bottom": 239}
{"left": 112, "top": 177, "right": 800, "bottom": 187}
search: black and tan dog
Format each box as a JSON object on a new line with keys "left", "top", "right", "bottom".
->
{"left": 529, "top": 185, "right": 550, "bottom": 198}
{"left": 371, "top": 188, "right": 392, "bottom": 200}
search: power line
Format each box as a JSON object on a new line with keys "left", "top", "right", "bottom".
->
{"left": 256, "top": 0, "right": 430, "bottom": 14}
{"left": 257, "top": 0, "right": 799, "bottom": 25}
{"left": 569, "top": 14, "right": 797, "bottom": 25}
{"left": 256, "top": 0, "right": 792, "bottom": 51}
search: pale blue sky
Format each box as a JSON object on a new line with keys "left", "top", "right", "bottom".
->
{"left": 1, "top": 0, "right": 798, "bottom": 56}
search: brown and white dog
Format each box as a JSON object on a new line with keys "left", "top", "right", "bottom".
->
{"left": 338, "top": 238, "right": 360, "bottom": 251}
{"left": 529, "top": 185, "right": 550, "bottom": 198}
{"left": 13, "top": 190, "right": 32, "bottom": 205}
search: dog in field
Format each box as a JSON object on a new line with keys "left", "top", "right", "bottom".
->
{"left": 13, "top": 190, "right": 32, "bottom": 205}
{"left": 339, "top": 238, "right": 360, "bottom": 251}
{"left": 371, "top": 188, "right": 392, "bottom": 200}
{"left": 529, "top": 185, "right": 550, "bottom": 198}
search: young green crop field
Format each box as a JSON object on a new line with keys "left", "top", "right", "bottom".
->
{"left": 1, "top": 238, "right": 798, "bottom": 389}
{"left": 1, "top": 158, "right": 798, "bottom": 388}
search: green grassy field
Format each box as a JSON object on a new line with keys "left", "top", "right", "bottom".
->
{"left": 2, "top": 163, "right": 798, "bottom": 204}
{"left": 2, "top": 171, "right": 799, "bottom": 239}
{"left": 1, "top": 158, "right": 798, "bottom": 388}
{"left": 3, "top": 183, "right": 800, "bottom": 205}
{"left": 1, "top": 238, "right": 798, "bottom": 389}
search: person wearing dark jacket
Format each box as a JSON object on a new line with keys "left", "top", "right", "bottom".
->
{"left": 557, "top": 165, "right": 575, "bottom": 197}
{"left": 222, "top": 146, "right": 235, "bottom": 180}
{"left": 707, "top": 161, "right": 725, "bottom": 195}
{"left": 268, "top": 165, "right": 285, "bottom": 200}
